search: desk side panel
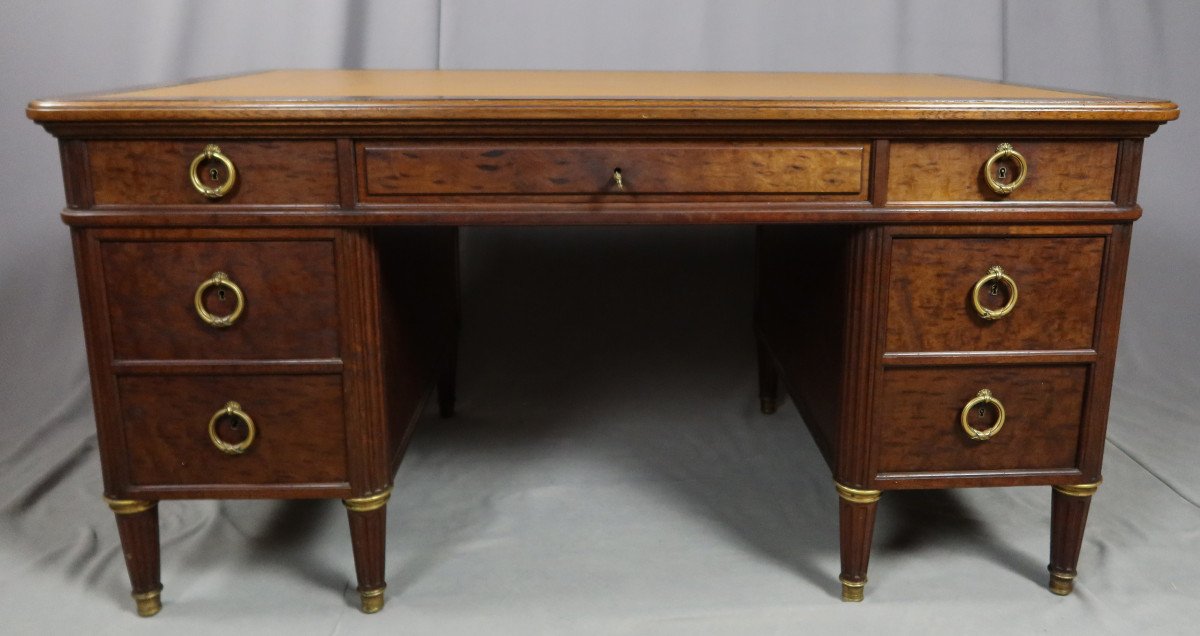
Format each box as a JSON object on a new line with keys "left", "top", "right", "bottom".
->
{"left": 756, "top": 225, "right": 855, "bottom": 470}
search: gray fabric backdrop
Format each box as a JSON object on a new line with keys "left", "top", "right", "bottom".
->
{"left": 1, "top": 1, "right": 1197, "bottom": 634}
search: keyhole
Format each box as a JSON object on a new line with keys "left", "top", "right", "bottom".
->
{"left": 989, "top": 281, "right": 1000, "bottom": 296}
{"left": 978, "top": 406, "right": 987, "bottom": 418}
{"left": 217, "top": 288, "right": 226, "bottom": 301}
{"left": 209, "top": 167, "right": 220, "bottom": 181}
{"left": 229, "top": 419, "right": 239, "bottom": 430}
{"left": 997, "top": 166, "right": 1007, "bottom": 179}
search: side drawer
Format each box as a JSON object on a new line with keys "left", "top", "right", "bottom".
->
{"left": 101, "top": 238, "right": 339, "bottom": 360}
{"left": 88, "top": 140, "right": 340, "bottom": 206}
{"left": 885, "top": 235, "right": 1105, "bottom": 352}
{"left": 875, "top": 365, "right": 1087, "bottom": 477}
{"left": 118, "top": 374, "right": 347, "bottom": 487}
{"left": 359, "top": 141, "right": 868, "bottom": 200}
{"left": 887, "top": 140, "right": 1117, "bottom": 203}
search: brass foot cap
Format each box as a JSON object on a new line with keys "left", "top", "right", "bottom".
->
{"left": 359, "top": 586, "right": 386, "bottom": 614}
{"left": 1048, "top": 571, "right": 1076, "bottom": 596}
{"left": 760, "top": 397, "right": 777, "bottom": 415}
{"left": 132, "top": 588, "right": 162, "bottom": 617}
{"left": 840, "top": 577, "right": 866, "bottom": 602}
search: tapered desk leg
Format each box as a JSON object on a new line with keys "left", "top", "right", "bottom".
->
{"left": 343, "top": 488, "right": 392, "bottom": 613}
{"left": 104, "top": 497, "right": 162, "bottom": 617}
{"left": 1048, "top": 482, "right": 1100, "bottom": 596}
{"left": 437, "top": 226, "right": 461, "bottom": 420}
{"left": 438, "top": 343, "right": 457, "bottom": 419}
{"left": 756, "top": 335, "right": 779, "bottom": 415}
{"left": 835, "top": 482, "right": 881, "bottom": 602}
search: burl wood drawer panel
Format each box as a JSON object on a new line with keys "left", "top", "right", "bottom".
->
{"left": 887, "top": 141, "right": 1117, "bottom": 202}
{"left": 117, "top": 374, "right": 347, "bottom": 487}
{"left": 359, "top": 142, "right": 868, "bottom": 199}
{"left": 875, "top": 365, "right": 1088, "bottom": 476}
{"left": 885, "top": 236, "right": 1105, "bottom": 352}
{"left": 101, "top": 239, "right": 339, "bottom": 360}
{"left": 88, "top": 140, "right": 339, "bottom": 205}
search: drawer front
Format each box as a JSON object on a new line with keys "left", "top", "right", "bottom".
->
{"left": 359, "top": 142, "right": 868, "bottom": 199}
{"left": 887, "top": 141, "right": 1117, "bottom": 202}
{"left": 102, "top": 239, "right": 339, "bottom": 360}
{"left": 875, "top": 365, "right": 1087, "bottom": 476}
{"left": 885, "top": 236, "right": 1105, "bottom": 352}
{"left": 118, "top": 374, "right": 347, "bottom": 487}
{"left": 88, "top": 140, "right": 339, "bottom": 205}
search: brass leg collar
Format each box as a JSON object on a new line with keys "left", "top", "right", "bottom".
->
{"left": 359, "top": 585, "right": 386, "bottom": 614}
{"left": 1053, "top": 480, "right": 1102, "bottom": 498}
{"left": 104, "top": 496, "right": 156, "bottom": 515}
{"left": 1048, "top": 568, "right": 1076, "bottom": 596}
{"left": 835, "top": 481, "right": 881, "bottom": 505}
{"left": 343, "top": 487, "right": 393, "bottom": 513}
{"left": 132, "top": 586, "right": 163, "bottom": 617}
{"left": 839, "top": 576, "right": 867, "bottom": 602}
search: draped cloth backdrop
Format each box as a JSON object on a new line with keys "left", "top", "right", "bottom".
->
{"left": 1, "top": 2, "right": 1197, "bottom": 634}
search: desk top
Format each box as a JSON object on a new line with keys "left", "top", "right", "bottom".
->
{"left": 27, "top": 70, "right": 1178, "bottom": 123}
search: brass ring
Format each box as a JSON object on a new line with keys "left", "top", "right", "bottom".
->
{"left": 960, "top": 389, "right": 1006, "bottom": 441}
{"left": 343, "top": 487, "right": 393, "bottom": 513}
{"left": 193, "top": 271, "right": 245, "bottom": 328}
{"left": 972, "top": 265, "right": 1018, "bottom": 320}
{"left": 983, "top": 142, "right": 1028, "bottom": 195}
{"left": 189, "top": 144, "right": 237, "bottom": 199}
{"left": 835, "top": 481, "right": 882, "bottom": 504}
{"left": 103, "top": 496, "right": 156, "bottom": 515}
{"left": 208, "top": 401, "right": 256, "bottom": 455}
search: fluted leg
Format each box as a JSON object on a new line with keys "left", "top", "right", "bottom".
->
{"left": 104, "top": 497, "right": 162, "bottom": 617}
{"left": 343, "top": 488, "right": 392, "bottom": 613}
{"left": 1049, "top": 482, "right": 1100, "bottom": 596}
{"left": 835, "top": 482, "right": 881, "bottom": 602}
{"left": 438, "top": 345, "right": 457, "bottom": 419}
{"left": 756, "top": 335, "right": 779, "bottom": 415}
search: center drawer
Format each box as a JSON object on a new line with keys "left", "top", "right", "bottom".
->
{"left": 358, "top": 141, "right": 868, "bottom": 200}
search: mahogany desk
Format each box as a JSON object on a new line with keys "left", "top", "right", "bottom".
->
{"left": 26, "top": 71, "right": 1177, "bottom": 616}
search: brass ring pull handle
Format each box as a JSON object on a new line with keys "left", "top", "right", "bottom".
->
{"left": 189, "top": 144, "right": 238, "bottom": 199}
{"left": 194, "top": 271, "right": 245, "bottom": 328}
{"left": 960, "top": 389, "right": 1006, "bottom": 441}
{"left": 972, "top": 265, "right": 1018, "bottom": 320}
{"left": 983, "top": 142, "right": 1028, "bottom": 195}
{"left": 208, "top": 401, "right": 256, "bottom": 455}
{"left": 612, "top": 168, "right": 625, "bottom": 191}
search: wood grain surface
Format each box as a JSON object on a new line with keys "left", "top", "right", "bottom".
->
{"left": 361, "top": 142, "right": 866, "bottom": 198}
{"left": 118, "top": 374, "right": 347, "bottom": 488}
{"left": 101, "top": 237, "right": 340, "bottom": 361}
{"left": 874, "top": 365, "right": 1087, "bottom": 475}
{"left": 887, "top": 141, "right": 1118, "bottom": 202}
{"left": 884, "top": 235, "right": 1106, "bottom": 352}
{"left": 88, "top": 140, "right": 339, "bottom": 205}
